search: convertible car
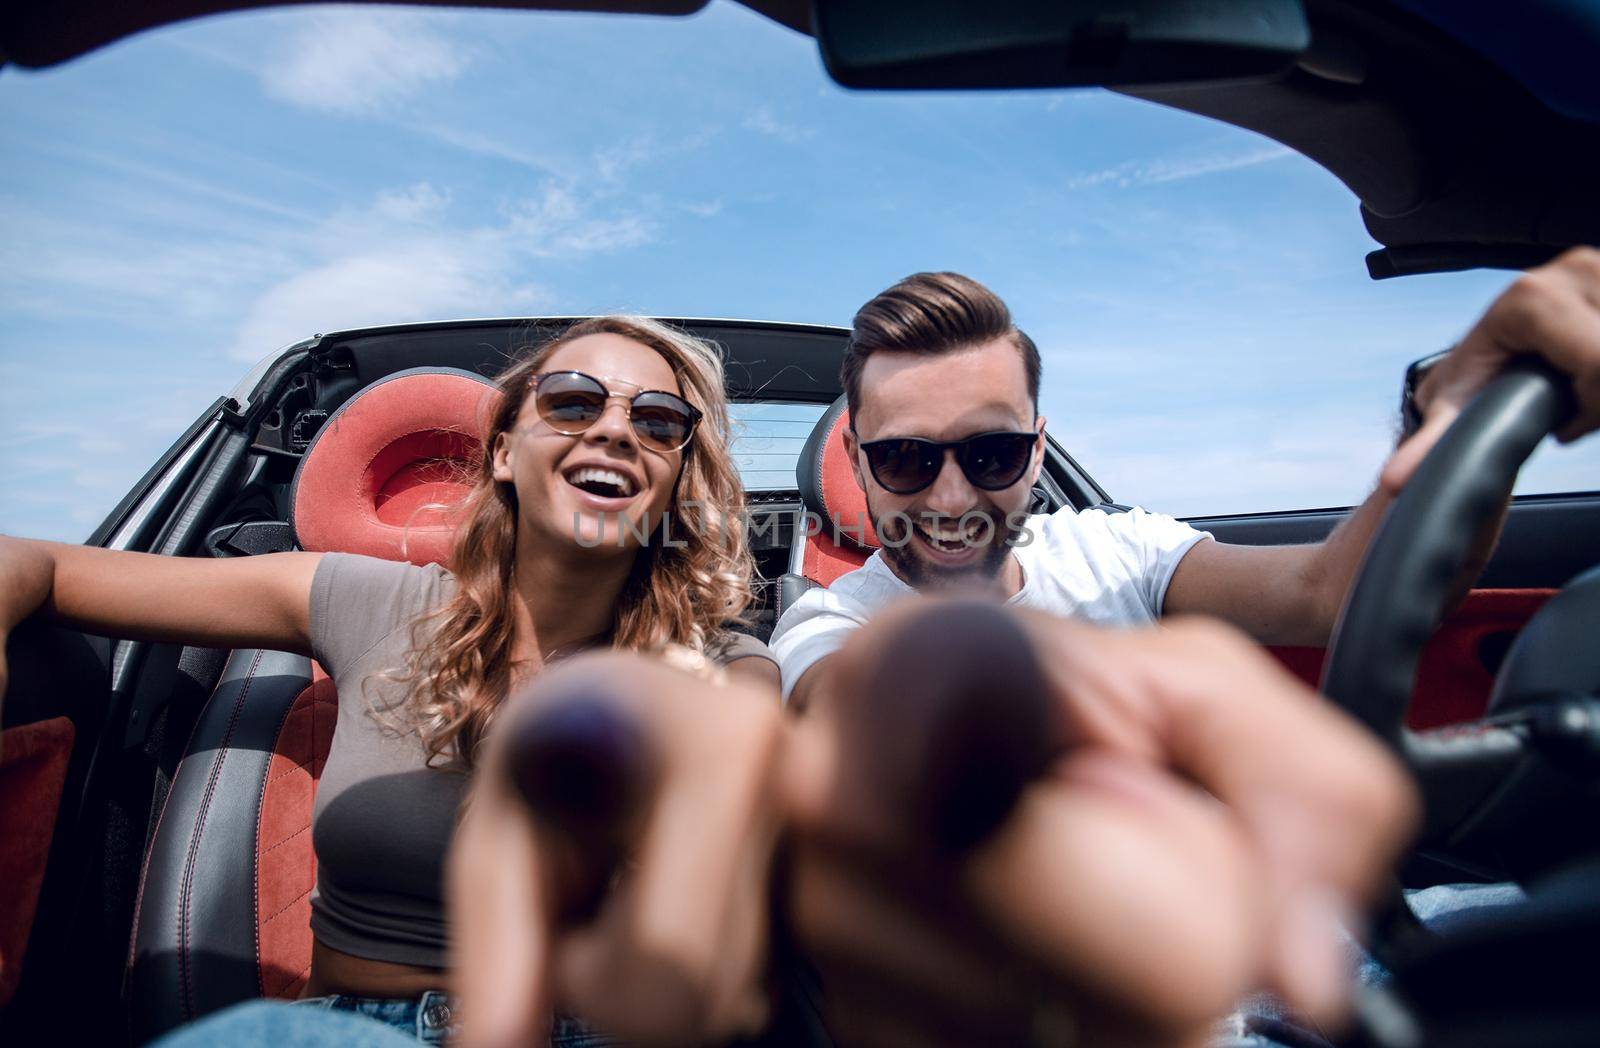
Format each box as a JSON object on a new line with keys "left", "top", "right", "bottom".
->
{"left": 3, "top": 1, "right": 1599, "bottom": 1046}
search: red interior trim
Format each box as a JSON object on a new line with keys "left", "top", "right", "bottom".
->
{"left": 803, "top": 534, "right": 870, "bottom": 587}
{"left": 0, "top": 717, "right": 75, "bottom": 1006}
{"left": 816, "top": 408, "right": 880, "bottom": 551}
{"left": 255, "top": 670, "right": 338, "bottom": 1000}
{"left": 1268, "top": 588, "right": 1557, "bottom": 728}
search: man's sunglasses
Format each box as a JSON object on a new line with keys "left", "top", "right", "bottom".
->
{"left": 858, "top": 431, "right": 1037, "bottom": 495}
{"left": 532, "top": 370, "right": 701, "bottom": 454}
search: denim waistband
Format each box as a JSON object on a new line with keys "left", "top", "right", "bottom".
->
{"left": 295, "top": 990, "right": 457, "bottom": 1044}
{"left": 294, "top": 992, "right": 616, "bottom": 1046}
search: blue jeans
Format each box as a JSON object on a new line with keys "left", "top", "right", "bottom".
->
{"left": 1210, "top": 882, "right": 1527, "bottom": 1048}
{"left": 293, "top": 991, "right": 460, "bottom": 1044}
{"left": 150, "top": 994, "right": 616, "bottom": 1047}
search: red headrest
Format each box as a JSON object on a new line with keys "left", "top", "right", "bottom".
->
{"left": 291, "top": 368, "right": 503, "bottom": 566}
{"left": 797, "top": 394, "right": 879, "bottom": 550}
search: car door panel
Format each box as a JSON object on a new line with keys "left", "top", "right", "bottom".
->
{"left": 0, "top": 622, "right": 112, "bottom": 1020}
{"left": 1187, "top": 493, "right": 1600, "bottom": 727}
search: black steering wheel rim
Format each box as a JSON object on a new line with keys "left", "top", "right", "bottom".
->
{"left": 1319, "top": 361, "right": 1575, "bottom": 757}
{"left": 1318, "top": 362, "right": 1575, "bottom": 963}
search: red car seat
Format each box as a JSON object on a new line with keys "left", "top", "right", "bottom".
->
{"left": 775, "top": 395, "right": 877, "bottom": 621}
{"left": 126, "top": 367, "right": 500, "bottom": 1042}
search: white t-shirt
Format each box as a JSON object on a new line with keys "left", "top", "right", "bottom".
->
{"left": 769, "top": 506, "right": 1211, "bottom": 702}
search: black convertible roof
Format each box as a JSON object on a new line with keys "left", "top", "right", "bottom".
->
{"left": 4, "top": 0, "right": 1597, "bottom": 279}
{"left": 283, "top": 317, "right": 850, "bottom": 404}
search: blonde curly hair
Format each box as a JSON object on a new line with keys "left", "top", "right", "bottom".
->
{"left": 393, "top": 316, "right": 754, "bottom": 767}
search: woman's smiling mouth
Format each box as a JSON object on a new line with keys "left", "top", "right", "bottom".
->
{"left": 562, "top": 464, "right": 642, "bottom": 511}
{"left": 565, "top": 465, "right": 637, "bottom": 498}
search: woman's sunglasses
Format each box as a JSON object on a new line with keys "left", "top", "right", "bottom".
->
{"left": 532, "top": 370, "right": 701, "bottom": 454}
{"left": 858, "top": 431, "right": 1037, "bottom": 495}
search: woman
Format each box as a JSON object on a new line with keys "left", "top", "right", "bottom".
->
{"left": 0, "top": 316, "right": 780, "bottom": 1044}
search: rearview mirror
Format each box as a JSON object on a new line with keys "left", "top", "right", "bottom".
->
{"left": 814, "top": 0, "right": 1310, "bottom": 90}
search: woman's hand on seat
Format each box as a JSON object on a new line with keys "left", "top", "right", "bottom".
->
{"left": 449, "top": 652, "right": 784, "bottom": 1048}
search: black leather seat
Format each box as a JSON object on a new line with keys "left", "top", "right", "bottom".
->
{"left": 126, "top": 368, "right": 498, "bottom": 1042}
{"left": 126, "top": 651, "right": 326, "bottom": 1039}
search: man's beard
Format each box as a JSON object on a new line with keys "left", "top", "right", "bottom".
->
{"left": 872, "top": 504, "right": 1024, "bottom": 593}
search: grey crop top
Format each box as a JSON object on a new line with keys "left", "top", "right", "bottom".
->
{"left": 307, "top": 551, "right": 775, "bottom": 969}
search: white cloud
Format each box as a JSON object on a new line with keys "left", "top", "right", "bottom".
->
{"left": 592, "top": 128, "right": 718, "bottom": 185}
{"left": 1139, "top": 145, "right": 1296, "bottom": 185}
{"left": 0, "top": 195, "right": 296, "bottom": 324}
{"left": 3, "top": 160, "right": 666, "bottom": 536}
{"left": 744, "top": 105, "right": 815, "bottom": 144}
{"left": 1065, "top": 145, "right": 1294, "bottom": 191}
{"left": 507, "top": 184, "right": 656, "bottom": 256}
{"left": 594, "top": 135, "right": 660, "bottom": 184}
{"left": 223, "top": 178, "right": 655, "bottom": 359}
{"left": 40, "top": 143, "right": 322, "bottom": 224}
{"left": 398, "top": 119, "right": 572, "bottom": 178}
{"left": 374, "top": 181, "right": 450, "bottom": 223}
{"left": 261, "top": 9, "right": 471, "bottom": 116}
{"left": 2, "top": 153, "right": 657, "bottom": 364}
{"left": 226, "top": 236, "right": 548, "bottom": 360}
{"left": 1043, "top": 92, "right": 1099, "bottom": 112}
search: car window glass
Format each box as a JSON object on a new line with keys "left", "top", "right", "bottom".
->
{"left": 731, "top": 402, "right": 827, "bottom": 492}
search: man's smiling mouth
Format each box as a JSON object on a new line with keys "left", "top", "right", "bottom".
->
{"left": 912, "top": 518, "right": 987, "bottom": 555}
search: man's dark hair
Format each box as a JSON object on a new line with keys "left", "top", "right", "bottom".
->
{"left": 842, "top": 271, "right": 1041, "bottom": 421}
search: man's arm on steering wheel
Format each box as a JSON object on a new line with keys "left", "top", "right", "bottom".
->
{"left": 1165, "top": 247, "right": 1600, "bottom": 647}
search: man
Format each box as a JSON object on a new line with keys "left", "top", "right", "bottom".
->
{"left": 773, "top": 253, "right": 1600, "bottom": 711}
{"left": 743, "top": 252, "right": 1597, "bottom": 1043}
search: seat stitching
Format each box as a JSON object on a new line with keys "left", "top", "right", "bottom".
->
{"left": 260, "top": 822, "right": 311, "bottom": 855}
{"left": 265, "top": 759, "right": 313, "bottom": 788}
{"left": 264, "top": 957, "right": 316, "bottom": 1001}
{"left": 262, "top": 697, "right": 336, "bottom": 787}
{"left": 814, "top": 413, "right": 832, "bottom": 524}
{"left": 262, "top": 885, "right": 315, "bottom": 925}
{"left": 178, "top": 649, "right": 264, "bottom": 1023}
{"left": 126, "top": 705, "right": 195, "bottom": 971}
{"left": 126, "top": 645, "right": 237, "bottom": 1041}
{"left": 277, "top": 960, "right": 315, "bottom": 998}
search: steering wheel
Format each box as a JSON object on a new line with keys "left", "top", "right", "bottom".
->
{"left": 1317, "top": 361, "right": 1600, "bottom": 960}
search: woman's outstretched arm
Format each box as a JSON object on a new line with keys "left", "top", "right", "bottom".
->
{"left": 0, "top": 536, "right": 324, "bottom": 715}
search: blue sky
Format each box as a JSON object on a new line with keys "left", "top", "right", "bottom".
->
{"left": 2, "top": 2, "right": 1595, "bottom": 543}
